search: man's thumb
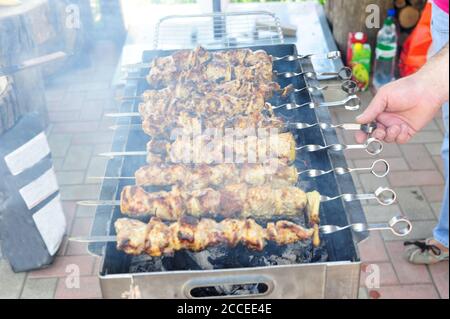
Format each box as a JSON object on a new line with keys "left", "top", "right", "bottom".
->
{"left": 356, "top": 93, "right": 387, "bottom": 124}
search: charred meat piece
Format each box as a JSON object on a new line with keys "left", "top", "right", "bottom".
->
{"left": 114, "top": 216, "right": 316, "bottom": 256}
{"left": 119, "top": 183, "right": 316, "bottom": 220}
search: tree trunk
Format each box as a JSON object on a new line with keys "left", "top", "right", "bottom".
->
{"left": 325, "top": 0, "right": 394, "bottom": 59}
{"left": 0, "top": 0, "right": 52, "bottom": 134}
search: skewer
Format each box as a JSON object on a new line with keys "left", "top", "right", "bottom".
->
{"left": 77, "top": 186, "right": 397, "bottom": 208}
{"left": 295, "top": 80, "right": 359, "bottom": 95}
{"left": 108, "top": 121, "right": 377, "bottom": 135}
{"left": 296, "top": 138, "right": 383, "bottom": 156}
{"left": 116, "top": 80, "right": 359, "bottom": 102}
{"left": 89, "top": 159, "right": 390, "bottom": 183}
{"left": 122, "top": 51, "right": 342, "bottom": 70}
{"left": 274, "top": 66, "right": 353, "bottom": 81}
{"left": 272, "top": 95, "right": 361, "bottom": 111}
{"left": 97, "top": 138, "right": 383, "bottom": 159}
{"left": 69, "top": 214, "right": 412, "bottom": 244}
{"left": 124, "top": 66, "right": 353, "bottom": 82}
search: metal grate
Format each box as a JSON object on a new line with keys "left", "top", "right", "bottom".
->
{"left": 154, "top": 11, "right": 284, "bottom": 50}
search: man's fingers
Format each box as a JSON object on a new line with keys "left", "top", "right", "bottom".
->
{"left": 396, "top": 124, "right": 411, "bottom": 144}
{"left": 356, "top": 88, "right": 388, "bottom": 124}
{"left": 385, "top": 125, "right": 401, "bottom": 143}
{"left": 371, "top": 123, "right": 386, "bottom": 141}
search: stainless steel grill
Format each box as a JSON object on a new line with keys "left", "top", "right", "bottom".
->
{"left": 78, "top": 12, "right": 411, "bottom": 299}
{"left": 154, "top": 11, "right": 284, "bottom": 50}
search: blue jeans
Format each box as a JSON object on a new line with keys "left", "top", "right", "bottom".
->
{"left": 431, "top": 2, "right": 449, "bottom": 248}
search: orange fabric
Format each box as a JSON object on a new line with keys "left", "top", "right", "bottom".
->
{"left": 399, "top": 2, "right": 433, "bottom": 77}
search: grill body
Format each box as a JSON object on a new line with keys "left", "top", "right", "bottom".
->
{"left": 90, "top": 44, "right": 366, "bottom": 299}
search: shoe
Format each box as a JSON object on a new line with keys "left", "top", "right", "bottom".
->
{"left": 404, "top": 238, "right": 449, "bottom": 265}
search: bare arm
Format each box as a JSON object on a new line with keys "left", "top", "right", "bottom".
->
{"left": 356, "top": 43, "right": 449, "bottom": 144}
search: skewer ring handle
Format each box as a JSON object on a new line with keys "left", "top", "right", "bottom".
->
{"left": 341, "top": 80, "right": 359, "bottom": 95}
{"left": 370, "top": 159, "right": 390, "bottom": 178}
{"left": 365, "top": 138, "right": 383, "bottom": 155}
{"left": 374, "top": 187, "right": 397, "bottom": 206}
{"left": 388, "top": 215, "right": 413, "bottom": 237}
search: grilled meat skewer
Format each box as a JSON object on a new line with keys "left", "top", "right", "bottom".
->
{"left": 142, "top": 111, "right": 285, "bottom": 138}
{"left": 120, "top": 184, "right": 321, "bottom": 223}
{"left": 135, "top": 162, "right": 298, "bottom": 190}
{"left": 115, "top": 217, "right": 319, "bottom": 257}
{"left": 147, "top": 132, "right": 297, "bottom": 165}
{"left": 146, "top": 47, "right": 273, "bottom": 87}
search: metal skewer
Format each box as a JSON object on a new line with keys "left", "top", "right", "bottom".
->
{"left": 77, "top": 187, "right": 396, "bottom": 208}
{"left": 69, "top": 215, "right": 411, "bottom": 244}
{"left": 320, "top": 215, "right": 412, "bottom": 237}
{"left": 90, "top": 159, "right": 390, "bottom": 182}
{"left": 296, "top": 138, "right": 383, "bottom": 156}
{"left": 273, "top": 95, "right": 361, "bottom": 111}
{"left": 122, "top": 51, "right": 342, "bottom": 70}
{"left": 109, "top": 121, "right": 377, "bottom": 135}
{"left": 68, "top": 215, "right": 412, "bottom": 244}
{"left": 275, "top": 66, "right": 353, "bottom": 81}
{"left": 299, "top": 159, "right": 390, "bottom": 178}
{"left": 295, "top": 80, "right": 359, "bottom": 95}
{"left": 98, "top": 138, "right": 383, "bottom": 158}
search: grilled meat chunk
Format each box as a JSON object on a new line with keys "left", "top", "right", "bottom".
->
{"left": 120, "top": 184, "right": 316, "bottom": 220}
{"left": 114, "top": 216, "right": 317, "bottom": 256}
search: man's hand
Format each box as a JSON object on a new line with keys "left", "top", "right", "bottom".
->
{"left": 356, "top": 43, "right": 449, "bottom": 144}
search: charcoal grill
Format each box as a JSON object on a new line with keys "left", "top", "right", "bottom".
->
{"left": 78, "top": 41, "right": 411, "bottom": 299}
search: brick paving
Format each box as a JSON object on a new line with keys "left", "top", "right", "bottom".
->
{"left": 0, "top": 40, "right": 448, "bottom": 299}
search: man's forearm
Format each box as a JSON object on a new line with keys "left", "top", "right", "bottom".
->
{"left": 416, "top": 42, "right": 449, "bottom": 106}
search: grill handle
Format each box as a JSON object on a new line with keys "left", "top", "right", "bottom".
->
{"left": 182, "top": 274, "right": 275, "bottom": 299}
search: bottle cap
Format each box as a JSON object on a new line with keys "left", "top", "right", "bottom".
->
{"left": 388, "top": 8, "right": 396, "bottom": 17}
{"left": 355, "top": 32, "right": 364, "bottom": 41}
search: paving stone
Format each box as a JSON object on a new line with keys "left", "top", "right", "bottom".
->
{"left": 430, "top": 202, "right": 442, "bottom": 219}
{"left": 385, "top": 241, "right": 431, "bottom": 284}
{"left": 61, "top": 201, "right": 77, "bottom": 235}
{"left": 360, "top": 262, "right": 399, "bottom": 287}
{"left": 70, "top": 218, "right": 93, "bottom": 237}
{"left": 422, "top": 185, "right": 445, "bottom": 202}
{"left": 375, "top": 284, "right": 439, "bottom": 299}
{"left": 62, "top": 145, "right": 93, "bottom": 170}
{"left": 429, "top": 261, "right": 449, "bottom": 299}
{"left": 400, "top": 144, "right": 436, "bottom": 170}
{"left": 20, "top": 278, "right": 58, "bottom": 299}
{"left": 0, "top": 260, "right": 26, "bottom": 299}
{"left": 85, "top": 157, "right": 109, "bottom": 183}
{"left": 422, "top": 120, "right": 439, "bottom": 131}
{"left": 395, "top": 187, "right": 436, "bottom": 221}
{"left": 48, "top": 111, "right": 80, "bottom": 123}
{"left": 56, "top": 171, "right": 85, "bottom": 186}
{"left": 426, "top": 143, "right": 444, "bottom": 156}
{"left": 409, "top": 131, "right": 445, "bottom": 144}
{"left": 433, "top": 155, "right": 445, "bottom": 176}
{"left": 358, "top": 173, "right": 390, "bottom": 194}
{"left": 55, "top": 276, "right": 102, "bottom": 299}
{"left": 76, "top": 205, "right": 97, "bottom": 218}
{"left": 364, "top": 204, "right": 403, "bottom": 223}
{"left": 52, "top": 157, "right": 65, "bottom": 171}
{"left": 29, "top": 256, "right": 95, "bottom": 278}
{"left": 72, "top": 132, "right": 113, "bottom": 145}
{"left": 65, "top": 242, "right": 90, "bottom": 256}
{"left": 58, "top": 91, "right": 87, "bottom": 111}
{"left": 60, "top": 184, "right": 101, "bottom": 201}
{"left": 52, "top": 121, "right": 101, "bottom": 134}
{"left": 388, "top": 171, "right": 444, "bottom": 187}
{"left": 80, "top": 100, "right": 105, "bottom": 121}
{"left": 382, "top": 220, "right": 436, "bottom": 241}
{"left": 48, "top": 133, "right": 72, "bottom": 157}
{"left": 69, "top": 81, "right": 110, "bottom": 93}
{"left": 94, "top": 143, "right": 112, "bottom": 154}
{"left": 45, "top": 88, "right": 67, "bottom": 103}
{"left": 358, "top": 232, "right": 389, "bottom": 263}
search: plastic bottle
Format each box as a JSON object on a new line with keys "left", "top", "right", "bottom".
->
{"left": 373, "top": 9, "right": 398, "bottom": 89}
